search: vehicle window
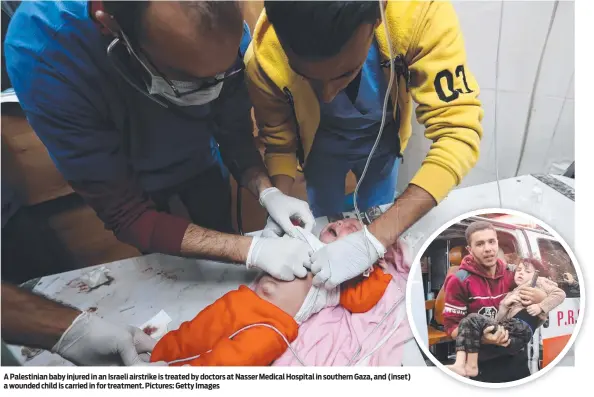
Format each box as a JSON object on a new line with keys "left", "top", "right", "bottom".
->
{"left": 497, "top": 231, "right": 520, "bottom": 266}
{"left": 537, "top": 238, "right": 580, "bottom": 297}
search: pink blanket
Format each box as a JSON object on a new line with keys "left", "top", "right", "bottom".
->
{"left": 272, "top": 239, "right": 413, "bottom": 366}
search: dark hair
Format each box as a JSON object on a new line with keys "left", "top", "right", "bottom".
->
{"left": 103, "top": 1, "right": 242, "bottom": 46}
{"left": 180, "top": 1, "right": 243, "bottom": 34}
{"left": 518, "top": 258, "right": 550, "bottom": 278}
{"left": 465, "top": 221, "right": 496, "bottom": 246}
{"left": 102, "top": 1, "right": 149, "bottom": 46}
{"left": 264, "top": 1, "right": 381, "bottom": 60}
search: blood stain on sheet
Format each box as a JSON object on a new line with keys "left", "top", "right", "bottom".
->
{"left": 21, "top": 347, "right": 43, "bottom": 361}
{"left": 67, "top": 280, "right": 90, "bottom": 293}
{"left": 88, "top": 275, "right": 115, "bottom": 291}
{"left": 143, "top": 326, "right": 158, "bottom": 336}
{"left": 67, "top": 275, "right": 115, "bottom": 293}
{"left": 156, "top": 270, "right": 178, "bottom": 281}
{"left": 87, "top": 307, "right": 98, "bottom": 313}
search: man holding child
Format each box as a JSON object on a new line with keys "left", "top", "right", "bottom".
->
{"left": 443, "top": 221, "right": 552, "bottom": 383}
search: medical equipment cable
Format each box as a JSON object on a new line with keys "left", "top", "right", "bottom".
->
{"left": 164, "top": 323, "right": 307, "bottom": 366}
{"left": 353, "top": 0, "right": 396, "bottom": 236}
{"left": 166, "top": 2, "right": 404, "bottom": 368}
{"left": 345, "top": 286, "right": 406, "bottom": 366}
{"left": 293, "top": 225, "right": 408, "bottom": 367}
{"left": 165, "top": 228, "right": 315, "bottom": 367}
{"left": 165, "top": 228, "right": 408, "bottom": 368}
{"left": 353, "top": 294, "right": 413, "bottom": 366}
{"left": 343, "top": 0, "right": 410, "bottom": 367}
{"left": 162, "top": 292, "right": 406, "bottom": 368}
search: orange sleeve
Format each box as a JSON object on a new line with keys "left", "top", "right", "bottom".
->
{"left": 151, "top": 286, "right": 299, "bottom": 366}
{"left": 339, "top": 266, "right": 392, "bottom": 313}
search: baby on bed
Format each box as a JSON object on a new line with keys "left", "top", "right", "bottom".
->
{"left": 150, "top": 219, "right": 393, "bottom": 366}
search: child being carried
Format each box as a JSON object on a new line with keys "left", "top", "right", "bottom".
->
{"left": 447, "top": 258, "right": 565, "bottom": 377}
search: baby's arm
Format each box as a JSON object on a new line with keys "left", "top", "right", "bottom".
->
{"left": 535, "top": 277, "right": 566, "bottom": 315}
{"left": 495, "top": 292, "right": 519, "bottom": 322}
{"left": 340, "top": 266, "right": 392, "bottom": 313}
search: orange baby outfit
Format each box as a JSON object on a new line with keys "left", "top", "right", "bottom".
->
{"left": 150, "top": 285, "right": 298, "bottom": 366}
{"left": 150, "top": 267, "right": 391, "bottom": 366}
{"left": 340, "top": 266, "right": 393, "bottom": 313}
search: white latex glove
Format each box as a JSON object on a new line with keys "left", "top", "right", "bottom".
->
{"left": 246, "top": 235, "right": 313, "bottom": 280}
{"left": 261, "top": 216, "right": 284, "bottom": 238}
{"left": 259, "top": 187, "right": 315, "bottom": 237}
{"left": 308, "top": 226, "right": 387, "bottom": 290}
{"left": 52, "top": 312, "right": 165, "bottom": 366}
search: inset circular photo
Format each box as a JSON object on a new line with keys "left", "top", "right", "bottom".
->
{"left": 406, "top": 209, "right": 584, "bottom": 387}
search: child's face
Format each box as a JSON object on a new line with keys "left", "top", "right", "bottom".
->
{"left": 319, "top": 219, "right": 363, "bottom": 243}
{"left": 515, "top": 263, "right": 535, "bottom": 285}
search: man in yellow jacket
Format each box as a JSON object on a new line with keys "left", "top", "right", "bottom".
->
{"left": 245, "top": 1, "right": 484, "bottom": 289}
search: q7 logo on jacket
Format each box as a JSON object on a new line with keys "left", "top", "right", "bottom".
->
{"left": 434, "top": 65, "right": 474, "bottom": 103}
{"left": 478, "top": 306, "right": 498, "bottom": 319}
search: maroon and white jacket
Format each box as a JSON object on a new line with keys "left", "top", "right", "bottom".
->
{"left": 443, "top": 255, "right": 515, "bottom": 335}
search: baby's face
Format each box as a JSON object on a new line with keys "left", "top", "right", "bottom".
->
{"left": 319, "top": 219, "right": 362, "bottom": 243}
{"left": 514, "top": 263, "right": 535, "bottom": 285}
{"left": 254, "top": 273, "right": 313, "bottom": 317}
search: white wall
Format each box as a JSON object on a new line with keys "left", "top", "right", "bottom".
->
{"left": 397, "top": 0, "right": 574, "bottom": 193}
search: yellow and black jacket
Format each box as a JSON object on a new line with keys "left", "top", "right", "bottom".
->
{"left": 245, "top": 0, "right": 484, "bottom": 203}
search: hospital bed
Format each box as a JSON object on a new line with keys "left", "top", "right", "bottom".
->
{"left": 6, "top": 173, "right": 573, "bottom": 367}
{"left": 6, "top": 219, "right": 426, "bottom": 367}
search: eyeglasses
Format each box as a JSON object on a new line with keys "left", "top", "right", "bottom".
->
{"left": 106, "top": 30, "right": 245, "bottom": 107}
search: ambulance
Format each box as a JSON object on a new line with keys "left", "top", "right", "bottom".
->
{"left": 423, "top": 214, "right": 580, "bottom": 371}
